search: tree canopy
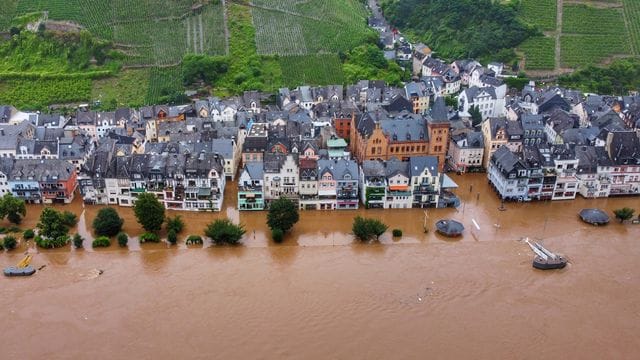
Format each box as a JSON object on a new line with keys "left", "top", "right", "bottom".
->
{"left": 205, "top": 219, "right": 246, "bottom": 245}
{"left": 613, "top": 207, "right": 635, "bottom": 223}
{"left": 0, "top": 193, "right": 26, "bottom": 224}
{"left": 380, "top": 0, "right": 535, "bottom": 61}
{"left": 267, "top": 198, "right": 300, "bottom": 233}
{"left": 133, "top": 193, "right": 165, "bottom": 233}
{"left": 182, "top": 54, "right": 229, "bottom": 86}
{"left": 558, "top": 58, "right": 640, "bottom": 95}
{"left": 92, "top": 207, "right": 124, "bottom": 237}
{"left": 352, "top": 216, "right": 388, "bottom": 241}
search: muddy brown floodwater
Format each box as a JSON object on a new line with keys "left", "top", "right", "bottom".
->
{"left": 2, "top": 174, "right": 640, "bottom": 359}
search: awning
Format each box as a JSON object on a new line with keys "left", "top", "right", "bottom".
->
{"left": 441, "top": 174, "right": 458, "bottom": 189}
{"left": 389, "top": 185, "right": 409, "bottom": 191}
{"left": 245, "top": 193, "right": 255, "bottom": 198}
{"left": 198, "top": 188, "right": 212, "bottom": 196}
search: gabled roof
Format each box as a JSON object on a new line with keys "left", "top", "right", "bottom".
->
{"left": 385, "top": 157, "right": 409, "bottom": 178}
{"left": 244, "top": 162, "right": 263, "bottom": 180}
{"left": 409, "top": 156, "right": 439, "bottom": 177}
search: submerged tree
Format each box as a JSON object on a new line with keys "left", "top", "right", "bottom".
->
{"left": 614, "top": 207, "right": 635, "bottom": 223}
{"left": 133, "top": 193, "right": 165, "bottom": 232}
{"left": 352, "top": 216, "right": 388, "bottom": 241}
{"left": 0, "top": 193, "right": 27, "bottom": 224}
{"left": 205, "top": 219, "right": 246, "bottom": 245}
{"left": 267, "top": 198, "right": 299, "bottom": 233}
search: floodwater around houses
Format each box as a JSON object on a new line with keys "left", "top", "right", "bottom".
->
{"left": 2, "top": 174, "right": 640, "bottom": 359}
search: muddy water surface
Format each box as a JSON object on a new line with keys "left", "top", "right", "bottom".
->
{"left": 2, "top": 174, "right": 640, "bottom": 359}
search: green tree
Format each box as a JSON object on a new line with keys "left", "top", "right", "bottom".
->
{"left": 73, "top": 233, "right": 84, "bottom": 249}
{"left": 205, "top": 219, "right": 246, "bottom": 245}
{"left": 23, "top": 229, "right": 35, "bottom": 239}
{"left": 166, "top": 215, "right": 184, "bottom": 234}
{"left": 614, "top": 208, "right": 635, "bottom": 223}
{"left": 117, "top": 232, "right": 128, "bottom": 247}
{"left": 271, "top": 228, "right": 284, "bottom": 243}
{"left": 352, "top": 216, "right": 388, "bottom": 241}
{"left": 182, "top": 54, "right": 229, "bottom": 86}
{"left": 92, "top": 207, "right": 124, "bottom": 237}
{"left": 469, "top": 105, "right": 482, "bottom": 127}
{"left": 3, "top": 235, "right": 17, "bottom": 250}
{"left": 0, "top": 193, "right": 27, "bottom": 224}
{"left": 61, "top": 211, "right": 78, "bottom": 227}
{"left": 267, "top": 198, "right": 299, "bottom": 233}
{"left": 167, "top": 230, "right": 178, "bottom": 245}
{"left": 37, "top": 208, "right": 71, "bottom": 240}
{"left": 133, "top": 193, "right": 165, "bottom": 232}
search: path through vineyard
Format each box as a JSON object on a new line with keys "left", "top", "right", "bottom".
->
{"left": 554, "top": 0, "right": 563, "bottom": 71}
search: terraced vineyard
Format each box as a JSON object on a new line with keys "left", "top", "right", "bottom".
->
{"left": 519, "top": 36, "right": 555, "bottom": 70}
{"left": 518, "top": 0, "right": 638, "bottom": 73}
{"left": 520, "top": 0, "right": 557, "bottom": 32}
{"left": 562, "top": 4, "right": 626, "bottom": 35}
{"left": 251, "top": 0, "right": 371, "bottom": 55}
{"left": 622, "top": 0, "right": 640, "bottom": 54}
{"left": 561, "top": 35, "right": 630, "bottom": 67}
{"left": 279, "top": 54, "right": 345, "bottom": 86}
{"left": 561, "top": 3, "right": 631, "bottom": 68}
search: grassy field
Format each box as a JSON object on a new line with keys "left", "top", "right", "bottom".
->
{"left": 520, "top": 0, "right": 557, "bottom": 32}
{"left": 519, "top": 36, "right": 556, "bottom": 70}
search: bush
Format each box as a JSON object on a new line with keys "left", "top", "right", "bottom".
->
{"left": 92, "top": 236, "right": 111, "bottom": 248}
{"left": 23, "top": 229, "right": 35, "bottom": 239}
{"left": 205, "top": 219, "right": 246, "bottom": 245}
{"left": 139, "top": 232, "right": 160, "bottom": 243}
{"left": 186, "top": 235, "right": 203, "bottom": 245}
{"left": 167, "top": 229, "right": 178, "bottom": 245}
{"left": 92, "top": 207, "right": 124, "bottom": 237}
{"left": 0, "top": 227, "right": 5, "bottom": 234}
{"left": 73, "top": 233, "right": 84, "bottom": 249}
{"left": 352, "top": 216, "right": 388, "bottom": 241}
{"left": 166, "top": 215, "right": 185, "bottom": 234}
{"left": 271, "top": 228, "right": 284, "bottom": 243}
{"left": 614, "top": 207, "right": 635, "bottom": 223}
{"left": 7, "top": 226, "right": 21, "bottom": 233}
{"left": 35, "top": 234, "right": 70, "bottom": 248}
{"left": 117, "top": 232, "right": 128, "bottom": 247}
{"left": 3, "top": 235, "right": 17, "bottom": 250}
{"left": 392, "top": 229, "right": 403, "bottom": 237}
{"left": 61, "top": 211, "right": 78, "bottom": 226}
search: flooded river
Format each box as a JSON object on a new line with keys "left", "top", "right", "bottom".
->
{"left": 2, "top": 174, "right": 640, "bottom": 359}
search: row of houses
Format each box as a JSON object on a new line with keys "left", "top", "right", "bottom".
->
{"left": 0, "top": 158, "right": 77, "bottom": 204}
{"left": 238, "top": 153, "right": 457, "bottom": 211}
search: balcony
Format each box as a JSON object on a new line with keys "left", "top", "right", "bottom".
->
{"left": 413, "top": 185, "right": 437, "bottom": 194}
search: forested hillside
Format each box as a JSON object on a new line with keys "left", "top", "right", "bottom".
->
{"left": 380, "top": 0, "right": 536, "bottom": 62}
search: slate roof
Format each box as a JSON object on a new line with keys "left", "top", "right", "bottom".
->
{"left": 428, "top": 97, "right": 449, "bottom": 124}
{"left": 409, "top": 156, "right": 439, "bottom": 177}
{"left": 244, "top": 162, "right": 264, "bottom": 180}
{"left": 10, "top": 159, "right": 75, "bottom": 181}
